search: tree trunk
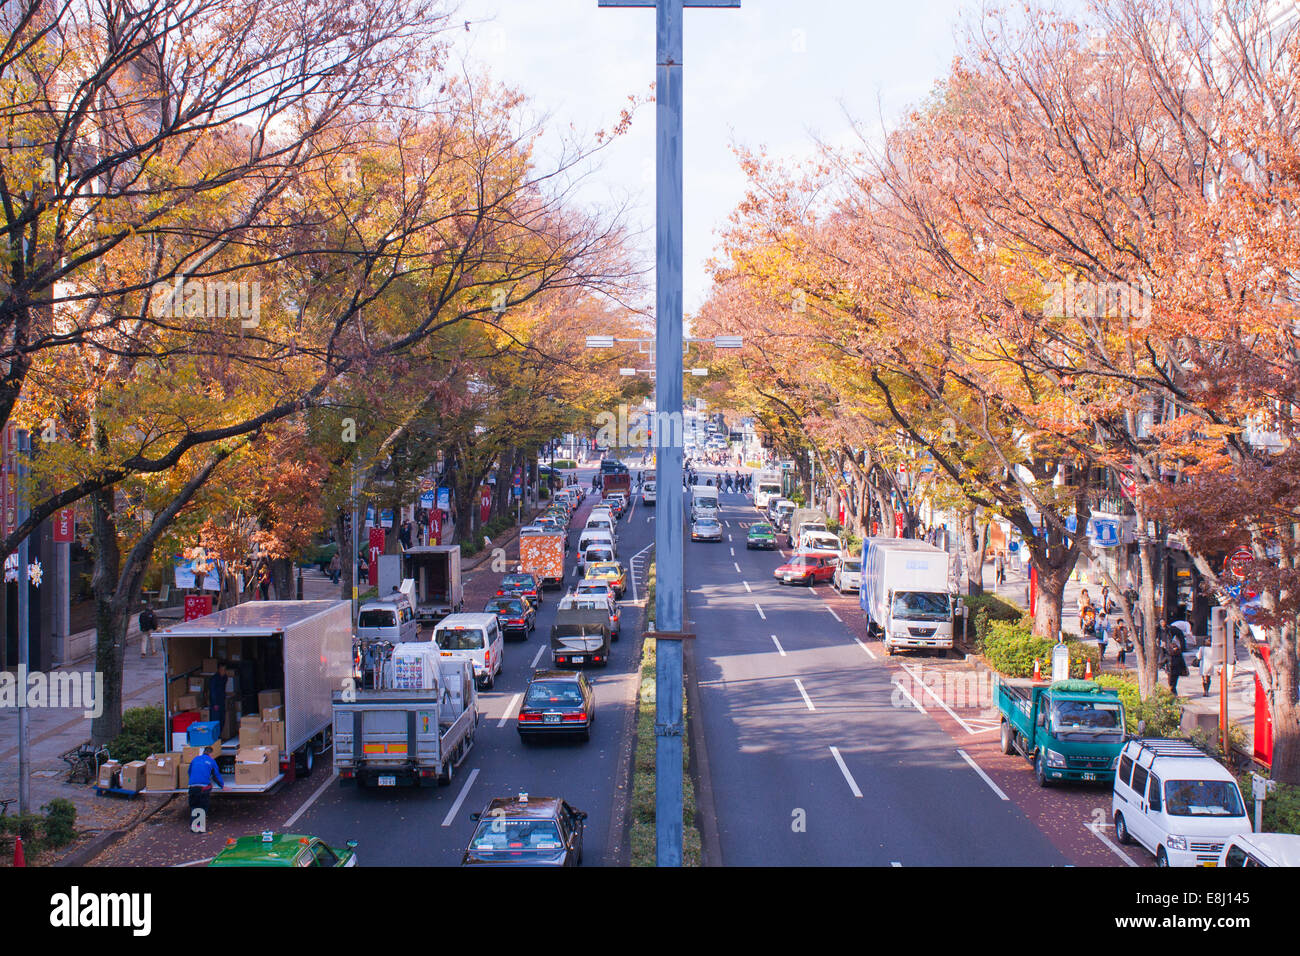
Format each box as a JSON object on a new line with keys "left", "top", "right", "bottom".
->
{"left": 337, "top": 511, "right": 353, "bottom": 601}
{"left": 89, "top": 486, "right": 126, "bottom": 745}
{"left": 961, "top": 511, "right": 988, "bottom": 597}
{"left": 1270, "top": 621, "right": 1300, "bottom": 784}
{"left": 1032, "top": 560, "right": 1069, "bottom": 639}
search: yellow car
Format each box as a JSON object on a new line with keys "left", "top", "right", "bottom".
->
{"left": 584, "top": 561, "right": 627, "bottom": 599}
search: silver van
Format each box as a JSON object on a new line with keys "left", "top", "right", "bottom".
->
{"left": 357, "top": 592, "right": 419, "bottom": 645}
{"left": 433, "top": 613, "right": 504, "bottom": 690}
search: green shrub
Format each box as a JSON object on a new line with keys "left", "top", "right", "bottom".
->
{"left": 106, "top": 705, "right": 165, "bottom": 763}
{"left": 981, "top": 619, "right": 1099, "bottom": 678}
{"left": 551, "top": 460, "right": 577, "bottom": 469}
{"left": 40, "top": 799, "right": 77, "bottom": 847}
{"left": 1239, "top": 775, "right": 1300, "bottom": 835}
{"left": 1092, "top": 674, "right": 1184, "bottom": 737}
{"left": 0, "top": 811, "right": 42, "bottom": 844}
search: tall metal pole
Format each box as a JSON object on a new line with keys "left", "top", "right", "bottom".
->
{"left": 653, "top": 0, "right": 686, "bottom": 868}
{"left": 351, "top": 458, "right": 359, "bottom": 624}
{"left": 16, "top": 428, "right": 30, "bottom": 815}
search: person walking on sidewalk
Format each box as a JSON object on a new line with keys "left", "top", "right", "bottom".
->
{"left": 187, "top": 744, "right": 224, "bottom": 818}
{"left": 328, "top": 551, "right": 341, "bottom": 585}
{"left": 1195, "top": 639, "right": 1216, "bottom": 696}
{"left": 138, "top": 601, "right": 158, "bottom": 656}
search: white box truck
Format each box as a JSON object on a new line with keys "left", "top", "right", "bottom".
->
{"left": 153, "top": 600, "right": 353, "bottom": 793}
{"left": 332, "top": 642, "right": 479, "bottom": 788}
{"left": 753, "top": 468, "right": 783, "bottom": 510}
{"left": 859, "top": 538, "right": 957, "bottom": 655}
{"left": 402, "top": 545, "right": 463, "bottom": 625}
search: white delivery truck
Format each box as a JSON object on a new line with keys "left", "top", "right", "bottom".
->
{"left": 753, "top": 468, "right": 783, "bottom": 510}
{"left": 859, "top": 538, "right": 958, "bottom": 655}
{"left": 690, "top": 484, "right": 719, "bottom": 520}
{"left": 402, "top": 545, "right": 463, "bottom": 625}
{"left": 332, "top": 642, "right": 479, "bottom": 788}
{"left": 152, "top": 601, "right": 353, "bottom": 793}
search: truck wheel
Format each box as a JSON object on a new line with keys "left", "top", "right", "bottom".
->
{"left": 1114, "top": 812, "right": 1132, "bottom": 845}
{"left": 1000, "top": 719, "right": 1016, "bottom": 756}
{"left": 1034, "top": 752, "right": 1052, "bottom": 788}
{"left": 438, "top": 756, "right": 454, "bottom": 786}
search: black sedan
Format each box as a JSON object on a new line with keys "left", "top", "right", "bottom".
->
{"left": 517, "top": 670, "right": 595, "bottom": 742}
{"left": 497, "top": 572, "right": 541, "bottom": 608}
{"left": 483, "top": 596, "right": 535, "bottom": 639}
{"left": 462, "top": 796, "right": 587, "bottom": 866}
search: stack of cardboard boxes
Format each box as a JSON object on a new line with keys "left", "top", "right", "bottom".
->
{"left": 144, "top": 753, "right": 181, "bottom": 792}
{"left": 232, "top": 690, "right": 284, "bottom": 787}
{"left": 96, "top": 759, "right": 151, "bottom": 794}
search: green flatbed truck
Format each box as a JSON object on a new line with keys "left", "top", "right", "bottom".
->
{"left": 995, "top": 679, "right": 1127, "bottom": 787}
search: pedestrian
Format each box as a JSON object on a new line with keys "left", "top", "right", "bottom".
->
{"left": 1195, "top": 639, "right": 1215, "bottom": 696}
{"left": 1100, "top": 584, "right": 1114, "bottom": 615}
{"left": 257, "top": 566, "right": 271, "bottom": 600}
{"left": 1165, "top": 628, "right": 1188, "bottom": 694}
{"left": 138, "top": 600, "right": 158, "bottom": 657}
{"left": 1114, "top": 619, "right": 1131, "bottom": 666}
{"left": 208, "top": 663, "right": 228, "bottom": 735}
{"left": 994, "top": 551, "right": 1005, "bottom": 586}
{"left": 187, "top": 744, "right": 225, "bottom": 819}
{"left": 328, "top": 551, "right": 341, "bottom": 585}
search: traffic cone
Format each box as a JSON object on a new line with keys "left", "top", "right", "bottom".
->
{"left": 1032, "top": 658, "right": 1042, "bottom": 681}
{"left": 1084, "top": 658, "right": 1093, "bottom": 680}
{"left": 13, "top": 835, "right": 25, "bottom": 867}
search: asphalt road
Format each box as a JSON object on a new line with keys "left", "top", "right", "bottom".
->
{"left": 684, "top": 470, "right": 1068, "bottom": 866}
{"left": 97, "top": 464, "right": 654, "bottom": 867}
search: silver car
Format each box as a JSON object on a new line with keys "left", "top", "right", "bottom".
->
{"left": 833, "top": 554, "right": 862, "bottom": 593}
{"left": 691, "top": 516, "right": 723, "bottom": 542}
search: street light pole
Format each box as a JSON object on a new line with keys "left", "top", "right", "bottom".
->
{"left": 599, "top": 0, "right": 739, "bottom": 867}
{"left": 16, "top": 428, "right": 30, "bottom": 816}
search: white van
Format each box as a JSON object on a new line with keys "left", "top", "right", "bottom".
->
{"left": 1219, "top": 833, "right": 1300, "bottom": 867}
{"left": 357, "top": 591, "right": 419, "bottom": 644}
{"left": 577, "top": 529, "right": 616, "bottom": 561}
{"left": 584, "top": 514, "right": 617, "bottom": 539}
{"left": 1112, "top": 738, "right": 1250, "bottom": 866}
{"left": 690, "top": 485, "right": 719, "bottom": 520}
{"left": 433, "top": 613, "right": 503, "bottom": 690}
{"left": 799, "top": 530, "right": 841, "bottom": 552}
{"left": 833, "top": 553, "right": 862, "bottom": 593}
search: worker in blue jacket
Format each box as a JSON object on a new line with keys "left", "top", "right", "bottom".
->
{"left": 188, "top": 744, "right": 225, "bottom": 816}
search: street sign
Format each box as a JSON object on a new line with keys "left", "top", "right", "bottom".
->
{"left": 368, "top": 528, "right": 384, "bottom": 586}
{"left": 429, "top": 508, "right": 443, "bottom": 546}
{"left": 1227, "top": 547, "right": 1252, "bottom": 581}
{"left": 53, "top": 508, "right": 75, "bottom": 543}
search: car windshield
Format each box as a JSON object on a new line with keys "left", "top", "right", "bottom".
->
{"left": 589, "top": 564, "right": 619, "bottom": 576}
{"left": 892, "top": 591, "right": 951, "bottom": 621}
{"left": 470, "top": 819, "right": 563, "bottom": 852}
{"left": 1164, "top": 780, "right": 1246, "bottom": 818}
{"left": 1048, "top": 700, "right": 1124, "bottom": 741}
{"left": 525, "top": 682, "right": 584, "bottom": 706}
{"left": 577, "top": 582, "right": 610, "bottom": 595}
{"left": 585, "top": 549, "right": 614, "bottom": 563}
{"left": 750, "top": 524, "right": 773, "bottom": 534}
{"left": 696, "top": 519, "right": 719, "bottom": 528}
{"left": 357, "top": 609, "right": 396, "bottom": 628}
{"left": 436, "top": 627, "right": 485, "bottom": 650}
{"left": 502, "top": 575, "right": 535, "bottom": 589}
{"left": 842, "top": 560, "right": 861, "bottom": 572}
{"left": 485, "top": 599, "right": 524, "bottom": 615}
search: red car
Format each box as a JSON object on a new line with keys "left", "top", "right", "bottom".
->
{"left": 773, "top": 551, "right": 838, "bottom": 586}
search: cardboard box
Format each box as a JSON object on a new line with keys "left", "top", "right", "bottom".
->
{"left": 176, "top": 694, "right": 199, "bottom": 711}
{"left": 187, "top": 677, "right": 207, "bottom": 696}
{"left": 171, "top": 732, "right": 189, "bottom": 751}
{"left": 258, "top": 690, "right": 282, "bottom": 711}
{"left": 97, "top": 759, "right": 121, "bottom": 789}
{"left": 145, "top": 753, "right": 179, "bottom": 791}
{"left": 201, "top": 658, "right": 220, "bottom": 674}
{"left": 238, "top": 715, "right": 263, "bottom": 749}
{"left": 261, "top": 705, "right": 283, "bottom": 723}
{"left": 259, "top": 720, "right": 286, "bottom": 755}
{"left": 119, "top": 761, "right": 147, "bottom": 792}
{"left": 234, "top": 746, "right": 277, "bottom": 786}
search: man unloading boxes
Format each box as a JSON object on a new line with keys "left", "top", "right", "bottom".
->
{"left": 187, "top": 744, "right": 224, "bottom": 818}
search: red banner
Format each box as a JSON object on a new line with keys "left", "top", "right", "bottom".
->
{"left": 480, "top": 486, "right": 492, "bottom": 525}
{"left": 895, "top": 511, "right": 907, "bottom": 537}
{"left": 54, "top": 508, "right": 75, "bottom": 543}
{"left": 368, "top": 528, "right": 384, "bottom": 585}
{"left": 1, "top": 424, "right": 16, "bottom": 536}
{"left": 428, "top": 508, "right": 443, "bottom": 546}
{"left": 184, "top": 594, "right": 212, "bottom": 621}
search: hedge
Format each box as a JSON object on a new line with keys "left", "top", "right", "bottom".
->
{"left": 106, "top": 705, "right": 166, "bottom": 764}
{"left": 967, "top": 593, "right": 1025, "bottom": 648}
{"left": 981, "top": 619, "right": 1099, "bottom": 679}
{"left": 1239, "top": 775, "right": 1300, "bottom": 835}
{"left": 1092, "top": 674, "right": 1184, "bottom": 737}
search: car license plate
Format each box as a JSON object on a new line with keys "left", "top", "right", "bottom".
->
{"left": 573, "top": 655, "right": 584, "bottom": 663}
{"left": 545, "top": 714, "right": 561, "bottom": 724}
{"left": 1082, "top": 773, "right": 1098, "bottom": 781}
{"left": 378, "top": 776, "right": 396, "bottom": 787}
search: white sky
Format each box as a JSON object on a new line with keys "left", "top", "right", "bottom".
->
{"left": 450, "top": 0, "right": 976, "bottom": 315}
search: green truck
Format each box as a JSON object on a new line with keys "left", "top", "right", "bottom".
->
{"left": 995, "top": 679, "right": 1127, "bottom": 787}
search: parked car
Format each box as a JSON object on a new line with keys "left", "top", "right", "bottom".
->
{"left": 1112, "top": 737, "right": 1250, "bottom": 866}
{"left": 1219, "top": 833, "right": 1300, "bottom": 867}
{"left": 746, "top": 522, "right": 777, "bottom": 550}
{"left": 774, "top": 551, "right": 838, "bottom": 585}
{"left": 517, "top": 670, "right": 595, "bottom": 742}
{"left": 210, "top": 833, "right": 358, "bottom": 867}
{"left": 483, "top": 595, "right": 535, "bottom": 640}
{"left": 691, "top": 516, "right": 723, "bottom": 542}
{"left": 462, "top": 794, "right": 587, "bottom": 866}
{"left": 833, "top": 553, "right": 862, "bottom": 593}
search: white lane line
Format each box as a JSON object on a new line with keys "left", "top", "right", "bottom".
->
{"left": 734, "top": 562, "right": 742, "bottom": 573}
{"left": 891, "top": 861, "right": 902, "bottom": 867}
{"left": 743, "top": 581, "right": 752, "bottom": 593}
{"left": 174, "top": 856, "right": 216, "bottom": 868}
{"left": 728, "top": 534, "right": 732, "bottom": 542}
{"left": 771, "top": 634, "right": 786, "bottom": 656}
{"left": 283, "top": 769, "right": 340, "bottom": 829}
{"left": 1086, "top": 822, "right": 1140, "bottom": 867}
{"left": 530, "top": 644, "right": 546, "bottom": 669}
{"left": 793, "top": 678, "right": 816, "bottom": 711}
{"left": 829, "top": 746, "right": 863, "bottom": 798}
{"left": 956, "top": 748, "right": 1009, "bottom": 802}
{"left": 755, "top": 603, "right": 766, "bottom": 620}
{"left": 891, "top": 677, "right": 927, "bottom": 714}
{"left": 628, "top": 541, "right": 654, "bottom": 603}
{"left": 497, "top": 692, "right": 523, "bottom": 728}
{"left": 441, "top": 767, "right": 481, "bottom": 827}
{"left": 855, "top": 639, "right": 877, "bottom": 660}
{"left": 730, "top": 547, "right": 735, "bottom": 556}
{"left": 827, "top": 607, "right": 842, "bottom": 623}
{"left": 898, "top": 661, "right": 979, "bottom": 735}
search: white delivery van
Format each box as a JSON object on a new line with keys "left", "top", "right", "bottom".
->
{"left": 1112, "top": 738, "right": 1251, "bottom": 867}
{"left": 356, "top": 591, "right": 419, "bottom": 645}
{"left": 1219, "top": 833, "right": 1300, "bottom": 867}
{"left": 833, "top": 552, "right": 862, "bottom": 593}
{"left": 753, "top": 469, "right": 783, "bottom": 510}
{"left": 690, "top": 485, "right": 719, "bottom": 520}
{"left": 799, "top": 529, "right": 841, "bottom": 552}
{"left": 584, "top": 514, "right": 617, "bottom": 539}
{"left": 859, "top": 538, "right": 956, "bottom": 654}
{"left": 433, "top": 613, "right": 504, "bottom": 690}
{"left": 642, "top": 481, "right": 657, "bottom": 506}
{"left": 577, "top": 529, "right": 616, "bottom": 564}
